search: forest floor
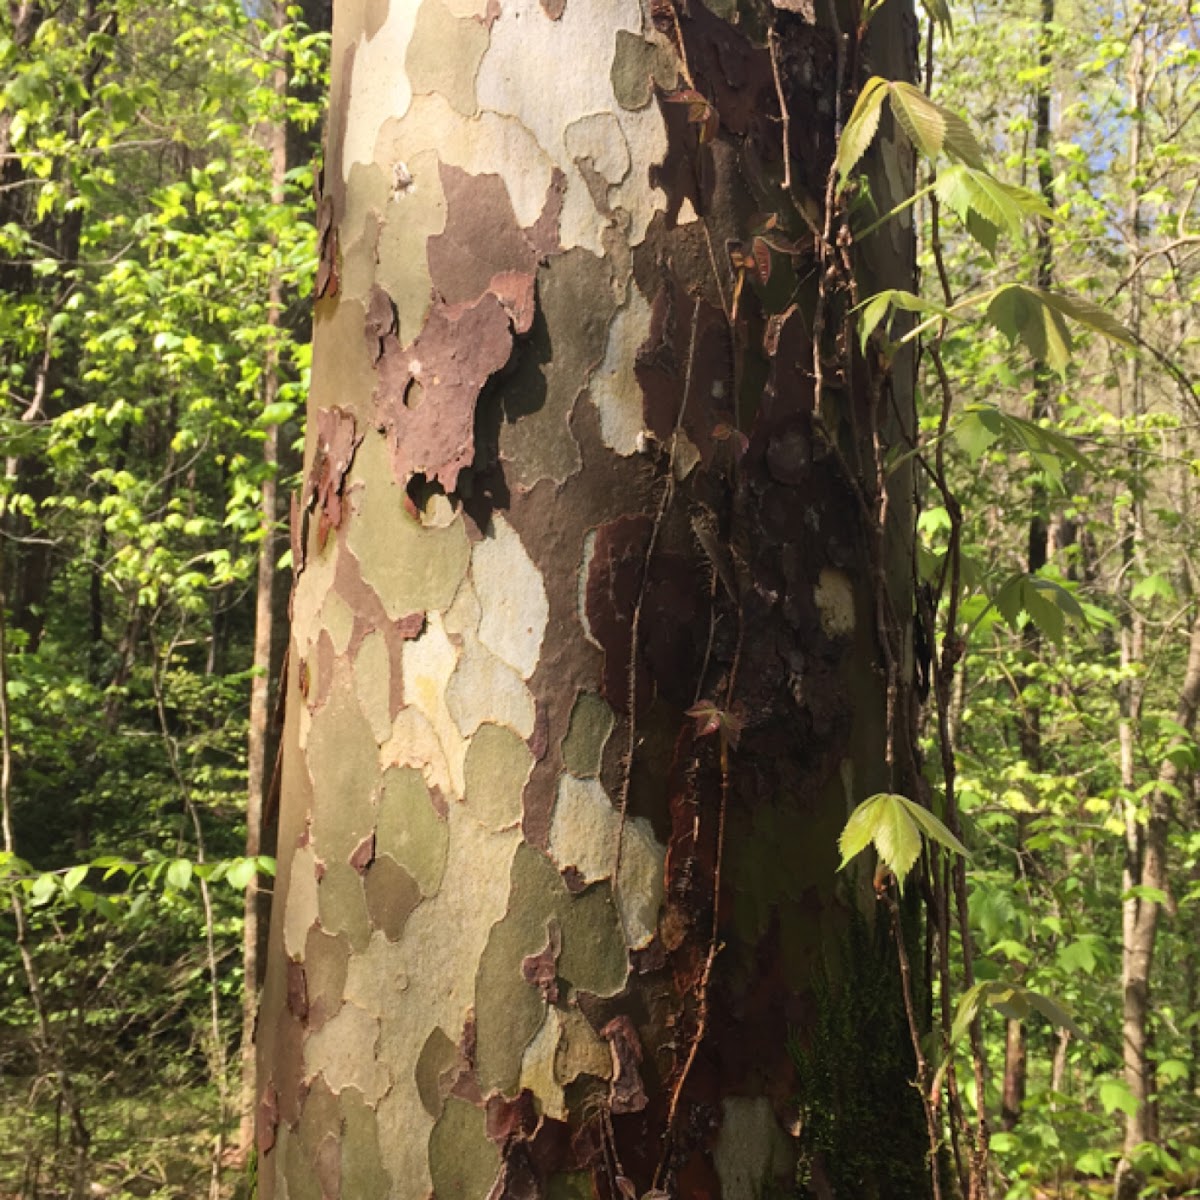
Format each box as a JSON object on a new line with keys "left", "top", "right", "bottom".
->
{"left": 0, "top": 1080, "right": 241, "bottom": 1200}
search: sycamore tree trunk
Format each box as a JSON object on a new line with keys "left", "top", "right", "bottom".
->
{"left": 257, "top": 1, "right": 927, "bottom": 1197}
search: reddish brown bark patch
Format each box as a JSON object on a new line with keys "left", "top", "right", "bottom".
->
{"left": 602, "top": 1015, "right": 649, "bottom": 1115}
{"left": 257, "top": 1082, "right": 279, "bottom": 1156}
{"left": 372, "top": 164, "right": 564, "bottom": 495}
{"left": 306, "top": 407, "right": 362, "bottom": 549}
{"left": 286, "top": 960, "right": 309, "bottom": 1022}
{"left": 520, "top": 917, "right": 562, "bottom": 1004}
{"left": 584, "top": 514, "right": 653, "bottom": 715}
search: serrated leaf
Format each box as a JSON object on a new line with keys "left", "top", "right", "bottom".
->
{"left": 888, "top": 82, "right": 984, "bottom": 168}
{"left": 836, "top": 76, "right": 889, "bottom": 181}
{"left": 839, "top": 793, "right": 925, "bottom": 890}
{"left": 1035, "top": 288, "right": 1135, "bottom": 347}
{"left": 893, "top": 793, "right": 969, "bottom": 859}
{"left": 986, "top": 284, "right": 1074, "bottom": 376}
{"left": 935, "top": 164, "right": 1050, "bottom": 238}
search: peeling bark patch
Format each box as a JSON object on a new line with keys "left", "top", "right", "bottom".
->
{"left": 315, "top": 193, "right": 339, "bottom": 299}
{"left": 611, "top": 28, "right": 680, "bottom": 111}
{"left": 375, "top": 288, "right": 525, "bottom": 495}
{"left": 319, "top": 862, "right": 373, "bottom": 954}
{"left": 364, "top": 854, "right": 423, "bottom": 941}
{"left": 548, "top": 774, "right": 664, "bottom": 948}
{"left": 475, "top": 845, "right": 627, "bottom": 1096}
{"left": 540, "top": 0, "right": 566, "bottom": 19}
{"left": 364, "top": 284, "right": 396, "bottom": 364}
{"left": 346, "top": 431, "right": 471, "bottom": 620}
{"left": 601, "top": 1015, "right": 647, "bottom": 1114}
{"left": 306, "top": 407, "right": 363, "bottom": 550}
{"left": 521, "top": 917, "right": 563, "bottom": 1004}
{"left": 350, "top": 831, "right": 376, "bottom": 874}
{"left": 257, "top": 1082, "right": 279, "bottom": 1156}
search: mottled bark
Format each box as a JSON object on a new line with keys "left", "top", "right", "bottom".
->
{"left": 257, "top": 1, "right": 925, "bottom": 1197}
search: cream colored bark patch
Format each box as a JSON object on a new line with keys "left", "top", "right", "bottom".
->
{"left": 548, "top": 774, "right": 664, "bottom": 948}
{"left": 519, "top": 1009, "right": 567, "bottom": 1120}
{"left": 474, "top": 0, "right": 667, "bottom": 253}
{"left": 284, "top": 842, "right": 321, "bottom": 961}
{"left": 396, "top": 613, "right": 467, "bottom": 797}
{"left": 472, "top": 515, "right": 548, "bottom": 680}
{"left": 445, "top": 641, "right": 536, "bottom": 739}
{"left": 814, "top": 567, "right": 855, "bottom": 639}
{"left": 589, "top": 283, "right": 652, "bottom": 455}
{"left": 341, "top": 3, "right": 421, "bottom": 175}
{"left": 303, "top": 1001, "right": 390, "bottom": 1104}
{"left": 376, "top": 95, "right": 553, "bottom": 230}
{"left": 292, "top": 538, "right": 338, "bottom": 668}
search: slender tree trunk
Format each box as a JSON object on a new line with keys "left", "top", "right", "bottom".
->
{"left": 239, "top": 0, "right": 290, "bottom": 1159}
{"left": 1114, "top": 26, "right": 1156, "bottom": 1198}
{"left": 1001, "top": 0, "right": 1056, "bottom": 1133}
{"left": 258, "top": 3, "right": 929, "bottom": 1197}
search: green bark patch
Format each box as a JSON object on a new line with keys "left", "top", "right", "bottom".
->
{"left": 318, "top": 862, "right": 373, "bottom": 954}
{"left": 498, "top": 248, "right": 615, "bottom": 489}
{"left": 560, "top": 691, "right": 614, "bottom": 778}
{"left": 428, "top": 1097, "right": 501, "bottom": 1200}
{"left": 303, "top": 925, "right": 352, "bottom": 1032}
{"left": 340, "top": 1087, "right": 393, "bottom": 1198}
{"left": 415, "top": 1026, "right": 459, "bottom": 1118}
{"left": 463, "top": 722, "right": 532, "bottom": 830}
{"left": 475, "top": 844, "right": 627, "bottom": 1096}
{"left": 308, "top": 672, "right": 379, "bottom": 865}
{"left": 376, "top": 764, "right": 449, "bottom": 897}
{"left": 345, "top": 432, "right": 471, "bottom": 618}
{"left": 610, "top": 29, "right": 680, "bottom": 111}
{"left": 363, "top": 853, "right": 423, "bottom": 941}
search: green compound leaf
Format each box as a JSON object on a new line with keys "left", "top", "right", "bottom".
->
{"left": 839, "top": 792, "right": 968, "bottom": 891}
